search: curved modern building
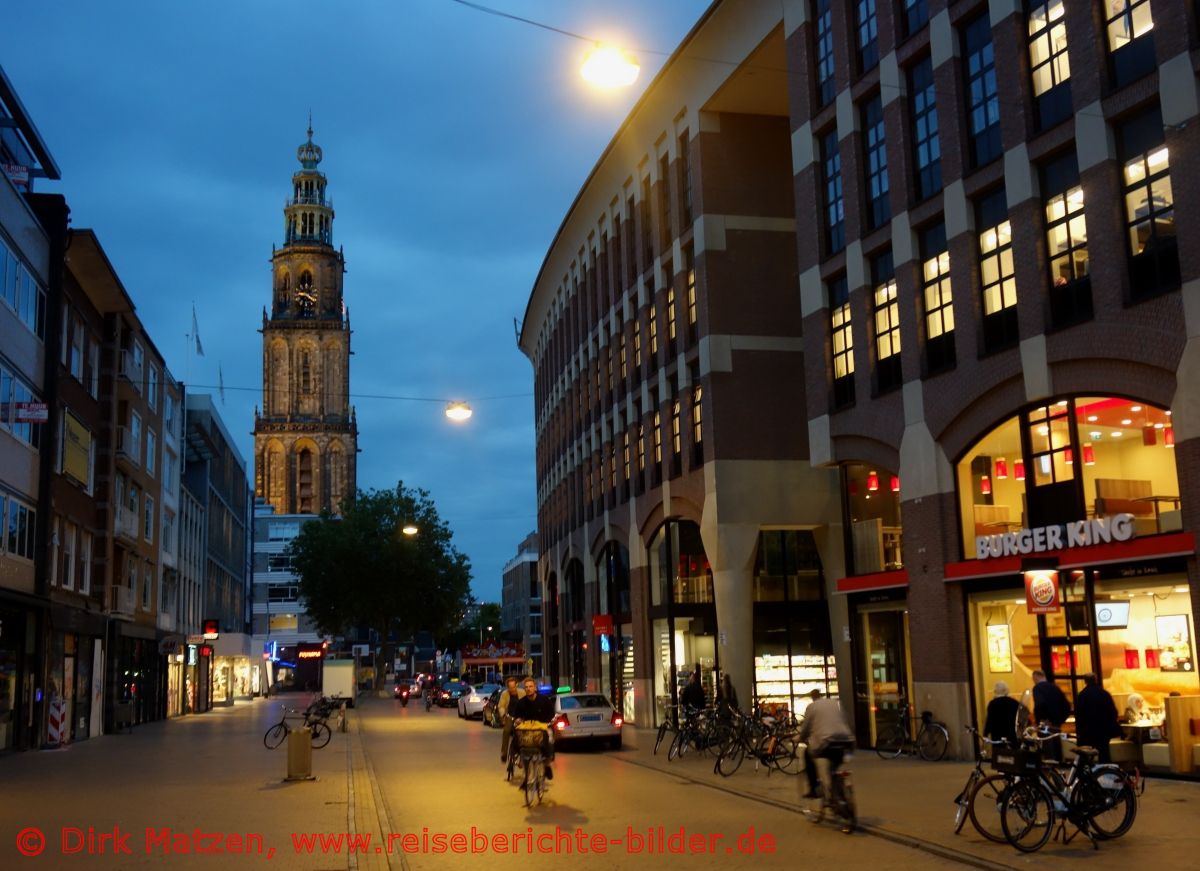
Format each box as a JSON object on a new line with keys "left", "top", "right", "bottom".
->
{"left": 519, "top": 0, "right": 1200, "bottom": 774}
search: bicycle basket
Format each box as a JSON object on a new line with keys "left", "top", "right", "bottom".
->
{"left": 516, "top": 729, "right": 548, "bottom": 750}
{"left": 991, "top": 747, "right": 1041, "bottom": 775}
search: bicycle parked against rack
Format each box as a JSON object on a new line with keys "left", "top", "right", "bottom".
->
{"left": 668, "top": 706, "right": 732, "bottom": 761}
{"left": 263, "top": 698, "right": 336, "bottom": 750}
{"left": 998, "top": 729, "right": 1139, "bottom": 853}
{"left": 715, "top": 707, "right": 801, "bottom": 776}
{"left": 875, "top": 703, "right": 949, "bottom": 761}
{"left": 803, "top": 737, "right": 857, "bottom": 833}
{"left": 654, "top": 704, "right": 682, "bottom": 755}
{"left": 953, "top": 726, "right": 1014, "bottom": 842}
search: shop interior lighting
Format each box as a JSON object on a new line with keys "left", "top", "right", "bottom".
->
{"left": 979, "top": 474, "right": 991, "bottom": 496}
{"left": 1064, "top": 447, "right": 1074, "bottom": 464}
{"left": 1131, "top": 405, "right": 1143, "bottom": 412}
{"left": 1014, "top": 460, "right": 1025, "bottom": 481}
{"left": 890, "top": 475, "right": 900, "bottom": 493}
{"left": 1165, "top": 427, "right": 1175, "bottom": 447}
{"left": 994, "top": 457, "right": 1008, "bottom": 479}
{"left": 1082, "top": 444, "right": 1095, "bottom": 466}
{"left": 867, "top": 470, "right": 880, "bottom": 492}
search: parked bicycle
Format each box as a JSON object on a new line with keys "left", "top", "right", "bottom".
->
{"left": 803, "top": 737, "right": 857, "bottom": 833}
{"left": 263, "top": 698, "right": 335, "bottom": 750}
{"left": 998, "top": 729, "right": 1138, "bottom": 852}
{"left": 715, "top": 707, "right": 801, "bottom": 776}
{"left": 953, "top": 726, "right": 1013, "bottom": 842}
{"left": 668, "top": 706, "right": 732, "bottom": 761}
{"left": 654, "top": 704, "right": 682, "bottom": 755}
{"left": 875, "top": 703, "right": 949, "bottom": 761}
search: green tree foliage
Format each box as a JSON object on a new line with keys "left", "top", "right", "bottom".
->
{"left": 288, "top": 483, "right": 472, "bottom": 645}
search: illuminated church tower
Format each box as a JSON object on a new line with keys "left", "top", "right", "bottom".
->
{"left": 253, "top": 124, "right": 357, "bottom": 514}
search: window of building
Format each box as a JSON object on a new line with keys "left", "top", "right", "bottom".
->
{"left": 0, "top": 241, "right": 47, "bottom": 339}
{"left": 856, "top": 0, "right": 879, "bottom": 72}
{"left": 830, "top": 276, "right": 855, "bottom": 409}
{"left": 61, "top": 521, "right": 76, "bottom": 590}
{"left": 79, "top": 531, "right": 92, "bottom": 595}
{"left": 872, "top": 251, "right": 902, "bottom": 394}
{"left": 649, "top": 301, "right": 659, "bottom": 357}
{"left": 921, "top": 223, "right": 955, "bottom": 374}
{"left": 1027, "top": 1, "right": 1071, "bottom": 128}
{"left": 653, "top": 409, "right": 663, "bottom": 484}
{"left": 0, "top": 363, "right": 43, "bottom": 448}
{"left": 88, "top": 341, "right": 99, "bottom": 399}
{"left": 619, "top": 328, "right": 627, "bottom": 380}
{"left": 613, "top": 216, "right": 624, "bottom": 291}
{"left": 684, "top": 246, "right": 697, "bottom": 344}
{"left": 658, "top": 153, "right": 673, "bottom": 249}
{"left": 144, "top": 495, "right": 155, "bottom": 542}
{"left": 978, "top": 189, "right": 1018, "bottom": 353}
{"left": 622, "top": 430, "right": 631, "bottom": 493}
{"left": 70, "top": 320, "right": 84, "bottom": 380}
{"left": 691, "top": 382, "right": 703, "bottom": 465}
{"left": 670, "top": 397, "right": 682, "bottom": 476}
{"left": 1120, "top": 108, "right": 1178, "bottom": 301}
{"left": 145, "top": 431, "right": 158, "bottom": 481}
{"left": 910, "top": 57, "right": 942, "bottom": 200}
{"left": 863, "top": 94, "right": 890, "bottom": 229}
{"left": 821, "top": 129, "right": 845, "bottom": 254}
{"left": 142, "top": 563, "right": 152, "bottom": 608}
{"left": 1106, "top": 0, "right": 1155, "bottom": 88}
{"left": 4, "top": 498, "right": 36, "bottom": 561}
{"left": 1042, "top": 151, "right": 1091, "bottom": 329}
{"left": 678, "top": 131, "right": 693, "bottom": 227}
{"left": 843, "top": 464, "right": 904, "bottom": 573}
{"left": 815, "top": 0, "right": 836, "bottom": 106}
{"left": 633, "top": 318, "right": 643, "bottom": 369}
{"left": 129, "top": 410, "right": 141, "bottom": 464}
{"left": 666, "top": 286, "right": 677, "bottom": 352}
{"left": 963, "top": 16, "right": 1001, "bottom": 168}
{"left": 147, "top": 364, "right": 159, "bottom": 410}
{"left": 626, "top": 194, "right": 638, "bottom": 284}
{"left": 636, "top": 418, "right": 646, "bottom": 492}
{"left": 903, "top": 0, "right": 929, "bottom": 37}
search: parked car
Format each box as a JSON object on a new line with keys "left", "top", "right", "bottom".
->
{"left": 549, "top": 693, "right": 623, "bottom": 750}
{"left": 481, "top": 687, "right": 504, "bottom": 727}
{"left": 436, "top": 680, "right": 468, "bottom": 708}
{"left": 458, "top": 683, "right": 499, "bottom": 719}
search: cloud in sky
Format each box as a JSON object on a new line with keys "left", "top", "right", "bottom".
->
{"left": 5, "top": 0, "right": 711, "bottom": 601}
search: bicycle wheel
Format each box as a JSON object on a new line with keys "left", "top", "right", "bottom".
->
{"left": 264, "top": 723, "right": 288, "bottom": 750}
{"left": 310, "top": 721, "right": 332, "bottom": 749}
{"left": 918, "top": 724, "right": 949, "bottom": 761}
{"left": 836, "top": 775, "right": 856, "bottom": 833}
{"left": 716, "top": 738, "right": 746, "bottom": 776}
{"left": 967, "top": 774, "right": 1010, "bottom": 843}
{"left": 953, "top": 772, "right": 978, "bottom": 834}
{"left": 772, "top": 734, "right": 802, "bottom": 775}
{"left": 536, "top": 762, "right": 546, "bottom": 805}
{"left": 667, "top": 729, "right": 687, "bottom": 761}
{"left": 1000, "top": 779, "right": 1055, "bottom": 853}
{"left": 875, "top": 725, "right": 905, "bottom": 759}
{"left": 1078, "top": 769, "right": 1137, "bottom": 840}
{"left": 654, "top": 721, "right": 671, "bottom": 755}
{"left": 521, "top": 761, "right": 535, "bottom": 808}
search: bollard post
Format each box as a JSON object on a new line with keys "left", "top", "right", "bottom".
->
{"left": 337, "top": 702, "right": 348, "bottom": 733}
{"left": 285, "top": 727, "right": 316, "bottom": 781}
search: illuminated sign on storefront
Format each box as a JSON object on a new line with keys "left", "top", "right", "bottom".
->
{"left": 976, "top": 513, "right": 1135, "bottom": 560}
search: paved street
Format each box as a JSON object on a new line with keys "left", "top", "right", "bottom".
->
{"left": 3, "top": 697, "right": 1199, "bottom": 869}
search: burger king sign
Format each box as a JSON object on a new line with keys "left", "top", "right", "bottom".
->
{"left": 1024, "top": 570, "right": 1061, "bottom": 615}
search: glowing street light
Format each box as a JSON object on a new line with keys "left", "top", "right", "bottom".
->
{"left": 445, "top": 401, "right": 473, "bottom": 422}
{"left": 401, "top": 523, "right": 419, "bottom": 536}
{"left": 581, "top": 45, "right": 640, "bottom": 89}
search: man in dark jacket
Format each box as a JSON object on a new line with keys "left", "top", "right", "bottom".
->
{"left": 1031, "top": 670, "right": 1071, "bottom": 761}
{"left": 510, "top": 678, "right": 556, "bottom": 779}
{"left": 983, "top": 681, "right": 1021, "bottom": 746}
{"left": 681, "top": 669, "right": 706, "bottom": 713}
{"left": 1074, "top": 673, "right": 1123, "bottom": 764}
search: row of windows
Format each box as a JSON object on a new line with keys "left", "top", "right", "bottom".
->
{"left": 816, "top": 2, "right": 1162, "bottom": 251}
{"left": 1, "top": 235, "right": 47, "bottom": 339}
{"left": 60, "top": 304, "right": 101, "bottom": 400}
{"left": 116, "top": 473, "right": 157, "bottom": 546}
{"left": 49, "top": 517, "right": 94, "bottom": 595}
{"left": 827, "top": 105, "right": 1177, "bottom": 406}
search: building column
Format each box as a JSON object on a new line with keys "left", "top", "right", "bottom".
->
{"left": 700, "top": 519, "right": 759, "bottom": 709}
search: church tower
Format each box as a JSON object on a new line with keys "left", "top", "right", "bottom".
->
{"left": 253, "top": 124, "right": 357, "bottom": 514}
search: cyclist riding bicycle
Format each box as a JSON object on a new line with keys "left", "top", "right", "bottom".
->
{"left": 510, "top": 677, "right": 556, "bottom": 780}
{"left": 798, "top": 689, "right": 855, "bottom": 799}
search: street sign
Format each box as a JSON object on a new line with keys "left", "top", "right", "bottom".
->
{"left": 15, "top": 402, "right": 47, "bottom": 423}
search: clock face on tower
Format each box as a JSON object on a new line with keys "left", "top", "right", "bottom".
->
{"left": 296, "top": 272, "right": 316, "bottom": 313}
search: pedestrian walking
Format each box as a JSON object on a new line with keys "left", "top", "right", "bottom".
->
{"left": 1074, "top": 673, "right": 1122, "bottom": 764}
{"left": 983, "top": 681, "right": 1021, "bottom": 746}
{"left": 1031, "top": 670, "right": 1070, "bottom": 760}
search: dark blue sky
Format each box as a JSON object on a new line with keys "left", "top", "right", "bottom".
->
{"left": 7, "top": 0, "right": 711, "bottom": 602}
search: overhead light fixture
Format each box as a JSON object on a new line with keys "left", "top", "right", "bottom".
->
{"left": 1087, "top": 415, "right": 1098, "bottom": 422}
{"left": 445, "top": 401, "right": 473, "bottom": 422}
{"left": 581, "top": 45, "right": 640, "bottom": 88}
{"left": 1143, "top": 426, "right": 1157, "bottom": 446}
{"left": 1165, "top": 426, "right": 1175, "bottom": 447}
{"left": 1131, "top": 405, "right": 1143, "bottom": 412}
{"left": 401, "top": 523, "right": 418, "bottom": 536}
{"left": 867, "top": 470, "right": 880, "bottom": 492}
{"left": 1064, "top": 447, "right": 1074, "bottom": 464}
{"left": 890, "top": 475, "right": 900, "bottom": 493}
{"left": 1082, "top": 444, "right": 1095, "bottom": 466}
{"left": 980, "top": 474, "right": 991, "bottom": 496}
{"left": 1014, "top": 460, "right": 1025, "bottom": 481}
{"left": 1121, "top": 419, "right": 1132, "bottom": 426}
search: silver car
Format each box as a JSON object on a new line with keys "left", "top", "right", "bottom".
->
{"left": 552, "top": 693, "right": 623, "bottom": 750}
{"left": 458, "top": 683, "right": 500, "bottom": 719}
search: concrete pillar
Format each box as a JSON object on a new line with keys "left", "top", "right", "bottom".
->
{"left": 700, "top": 519, "right": 759, "bottom": 710}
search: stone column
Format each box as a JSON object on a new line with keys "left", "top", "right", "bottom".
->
{"left": 700, "top": 519, "right": 759, "bottom": 710}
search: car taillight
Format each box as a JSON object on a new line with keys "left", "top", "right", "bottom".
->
{"left": 552, "top": 714, "right": 569, "bottom": 731}
{"left": 611, "top": 712, "right": 623, "bottom": 727}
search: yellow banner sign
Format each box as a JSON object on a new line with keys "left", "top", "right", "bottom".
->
{"left": 64, "top": 412, "right": 91, "bottom": 485}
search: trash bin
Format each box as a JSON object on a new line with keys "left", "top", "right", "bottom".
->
{"left": 286, "top": 727, "right": 315, "bottom": 781}
{"left": 114, "top": 701, "right": 135, "bottom": 734}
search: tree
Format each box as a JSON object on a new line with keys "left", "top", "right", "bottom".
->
{"left": 288, "top": 482, "right": 472, "bottom": 688}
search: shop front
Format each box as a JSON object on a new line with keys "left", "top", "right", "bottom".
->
{"left": 752, "top": 530, "right": 837, "bottom": 719}
{"left": 647, "top": 520, "right": 717, "bottom": 725}
{"left": 212, "top": 634, "right": 253, "bottom": 706}
{"left": 595, "top": 541, "right": 633, "bottom": 719}
{"left": 0, "top": 600, "right": 37, "bottom": 752}
{"left": 45, "top": 612, "right": 105, "bottom": 745}
{"left": 109, "top": 624, "right": 164, "bottom": 728}
{"left": 952, "top": 394, "right": 1200, "bottom": 776}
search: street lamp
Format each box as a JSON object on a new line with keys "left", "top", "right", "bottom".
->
{"left": 445, "top": 401, "right": 473, "bottom": 422}
{"left": 479, "top": 624, "right": 493, "bottom": 645}
{"left": 581, "top": 45, "right": 640, "bottom": 88}
{"left": 401, "top": 522, "right": 418, "bottom": 536}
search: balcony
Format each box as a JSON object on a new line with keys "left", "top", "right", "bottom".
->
{"left": 115, "top": 426, "right": 138, "bottom": 464}
{"left": 118, "top": 351, "right": 142, "bottom": 388}
{"left": 109, "top": 585, "right": 136, "bottom": 617}
{"left": 113, "top": 506, "right": 140, "bottom": 543}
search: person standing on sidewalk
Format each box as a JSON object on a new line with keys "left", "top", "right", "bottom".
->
{"left": 1031, "top": 670, "right": 1070, "bottom": 761}
{"left": 983, "top": 681, "right": 1021, "bottom": 746}
{"left": 1074, "top": 673, "right": 1122, "bottom": 764}
{"left": 498, "top": 676, "right": 522, "bottom": 765}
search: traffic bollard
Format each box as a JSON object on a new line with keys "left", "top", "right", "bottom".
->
{"left": 285, "top": 727, "right": 316, "bottom": 781}
{"left": 337, "top": 702, "right": 347, "bottom": 733}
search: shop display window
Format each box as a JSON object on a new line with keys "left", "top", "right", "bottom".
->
{"left": 754, "top": 530, "right": 824, "bottom": 600}
{"left": 957, "top": 396, "right": 1179, "bottom": 558}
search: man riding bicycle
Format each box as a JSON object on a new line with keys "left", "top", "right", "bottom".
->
{"left": 509, "top": 677, "right": 556, "bottom": 780}
{"left": 798, "top": 689, "right": 855, "bottom": 799}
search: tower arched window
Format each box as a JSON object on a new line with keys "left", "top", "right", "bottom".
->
{"left": 300, "top": 349, "right": 312, "bottom": 393}
{"left": 297, "top": 449, "right": 314, "bottom": 513}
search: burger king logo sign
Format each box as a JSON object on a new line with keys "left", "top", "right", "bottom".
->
{"left": 1024, "top": 570, "right": 1060, "bottom": 614}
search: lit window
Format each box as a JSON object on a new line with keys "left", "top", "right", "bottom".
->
{"left": 921, "top": 224, "right": 955, "bottom": 373}
{"left": 872, "top": 252, "right": 901, "bottom": 393}
{"left": 830, "top": 277, "right": 854, "bottom": 409}
{"left": 1027, "top": 1, "right": 1071, "bottom": 127}
{"left": 978, "top": 192, "right": 1017, "bottom": 352}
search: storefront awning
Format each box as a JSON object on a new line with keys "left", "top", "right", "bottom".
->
{"left": 945, "top": 531, "right": 1195, "bottom": 582}
{"left": 835, "top": 569, "right": 909, "bottom": 594}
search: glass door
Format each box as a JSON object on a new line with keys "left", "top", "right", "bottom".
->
{"left": 860, "top": 607, "right": 912, "bottom": 745}
{"left": 1039, "top": 570, "right": 1095, "bottom": 708}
